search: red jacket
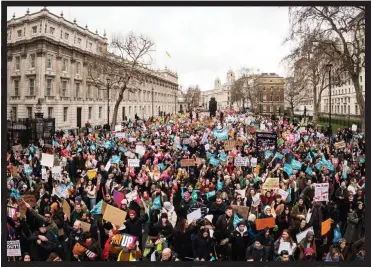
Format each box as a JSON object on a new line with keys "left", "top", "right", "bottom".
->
{"left": 103, "top": 230, "right": 119, "bottom": 260}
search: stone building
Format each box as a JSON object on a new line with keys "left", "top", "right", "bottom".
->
{"left": 7, "top": 7, "right": 179, "bottom": 131}
{"left": 255, "top": 73, "right": 285, "bottom": 115}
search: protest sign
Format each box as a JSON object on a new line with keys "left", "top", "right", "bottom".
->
{"left": 180, "top": 159, "right": 196, "bottom": 167}
{"left": 105, "top": 161, "right": 111, "bottom": 172}
{"left": 231, "top": 205, "right": 250, "bottom": 219}
{"left": 277, "top": 189, "right": 289, "bottom": 200}
{"left": 115, "top": 125, "right": 122, "bottom": 132}
{"left": 235, "top": 189, "right": 246, "bottom": 199}
{"left": 209, "top": 157, "right": 220, "bottom": 166}
{"left": 204, "top": 144, "right": 210, "bottom": 151}
{"left": 262, "top": 178, "right": 279, "bottom": 190}
{"left": 87, "top": 169, "right": 97, "bottom": 179}
{"left": 255, "top": 217, "right": 276, "bottom": 230}
{"left": 224, "top": 140, "right": 236, "bottom": 151}
{"left": 196, "top": 158, "right": 204, "bottom": 165}
{"left": 41, "top": 153, "right": 54, "bottom": 167}
{"left": 251, "top": 157, "right": 257, "bottom": 168}
{"left": 135, "top": 145, "right": 146, "bottom": 157}
{"left": 352, "top": 124, "right": 357, "bottom": 132}
{"left": 17, "top": 195, "right": 37, "bottom": 217}
{"left": 126, "top": 191, "right": 139, "bottom": 203}
{"left": 334, "top": 141, "right": 346, "bottom": 150}
{"left": 296, "top": 227, "right": 314, "bottom": 243}
{"left": 247, "top": 125, "right": 259, "bottom": 133}
{"left": 321, "top": 218, "right": 332, "bottom": 235}
{"left": 113, "top": 190, "right": 125, "bottom": 207}
{"left": 278, "top": 241, "right": 296, "bottom": 255}
{"left": 256, "top": 132, "right": 278, "bottom": 158}
{"left": 182, "top": 138, "right": 191, "bottom": 145}
{"left": 187, "top": 208, "right": 202, "bottom": 222}
{"left": 111, "top": 233, "right": 137, "bottom": 250}
{"left": 314, "top": 183, "right": 329, "bottom": 202}
{"left": 116, "top": 133, "right": 126, "bottom": 139}
{"left": 234, "top": 157, "right": 248, "bottom": 167}
{"left": 52, "top": 166, "right": 62, "bottom": 181}
{"left": 55, "top": 185, "right": 68, "bottom": 199}
{"left": 103, "top": 204, "right": 127, "bottom": 227}
{"left": 76, "top": 220, "right": 91, "bottom": 232}
{"left": 63, "top": 199, "right": 71, "bottom": 220}
{"left": 129, "top": 138, "right": 137, "bottom": 143}
{"left": 128, "top": 159, "right": 140, "bottom": 167}
{"left": 7, "top": 240, "right": 21, "bottom": 257}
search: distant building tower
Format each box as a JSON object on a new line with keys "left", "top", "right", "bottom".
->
{"left": 227, "top": 68, "right": 235, "bottom": 85}
{"left": 214, "top": 77, "right": 221, "bottom": 89}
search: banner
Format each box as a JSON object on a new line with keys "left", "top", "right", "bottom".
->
{"left": 180, "top": 159, "right": 196, "bottom": 167}
{"left": 314, "top": 183, "right": 329, "bottom": 202}
{"left": 128, "top": 159, "right": 140, "bottom": 167}
{"left": 256, "top": 132, "right": 277, "bottom": 159}
{"left": 213, "top": 128, "right": 229, "bottom": 140}
{"left": 255, "top": 217, "right": 276, "bottom": 230}
{"left": 262, "top": 178, "right": 279, "bottom": 190}
{"left": 234, "top": 157, "right": 248, "bottom": 167}
{"left": 111, "top": 233, "right": 137, "bottom": 250}
{"left": 7, "top": 240, "right": 21, "bottom": 257}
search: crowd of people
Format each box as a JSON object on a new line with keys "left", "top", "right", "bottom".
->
{"left": 6, "top": 110, "right": 365, "bottom": 262}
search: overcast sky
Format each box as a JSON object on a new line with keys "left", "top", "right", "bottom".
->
{"left": 7, "top": 6, "right": 292, "bottom": 91}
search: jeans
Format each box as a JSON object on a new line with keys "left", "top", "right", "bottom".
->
{"left": 89, "top": 198, "right": 96, "bottom": 210}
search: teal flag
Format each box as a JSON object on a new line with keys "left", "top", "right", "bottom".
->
{"left": 210, "top": 158, "right": 220, "bottom": 166}
{"left": 291, "top": 159, "right": 302, "bottom": 170}
{"left": 152, "top": 196, "right": 161, "bottom": 210}
{"left": 283, "top": 163, "right": 293, "bottom": 176}
{"left": 206, "top": 191, "right": 216, "bottom": 200}
{"left": 90, "top": 200, "right": 104, "bottom": 215}
{"left": 212, "top": 128, "right": 229, "bottom": 140}
{"left": 274, "top": 152, "right": 283, "bottom": 160}
{"left": 264, "top": 150, "right": 272, "bottom": 159}
{"left": 305, "top": 166, "right": 313, "bottom": 175}
{"left": 111, "top": 155, "right": 120, "bottom": 164}
{"left": 233, "top": 212, "right": 243, "bottom": 228}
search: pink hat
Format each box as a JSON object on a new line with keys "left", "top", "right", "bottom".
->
{"left": 184, "top": 192, "right": 191, "bottom": 200}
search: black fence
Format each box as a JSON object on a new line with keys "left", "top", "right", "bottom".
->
{"left": 7, "top": 117, "right": 55, "bottom": 148}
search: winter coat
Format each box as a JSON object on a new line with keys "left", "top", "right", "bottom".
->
{"left": 214, "top": 214, "right": 234, "bottom": 242}
{"left": 230, "top": 227, "right": 250, "bottom": 253}
{"left": 246, "top": 243, "right": 268, "bottom": 261}
{"left": 173, "top": 225, "right": 197, "bottom": 260}
{"left": 124, "top": 215, "right": 148, "bottom": 238}
{"left": 192, "top": 232, "right": 213, "bottom": 260}
{"left": 159, "top": 208, "right": 177, "bottom": 228}
{"left": 208, "top": 202, "right": 226, "bottom": 225}
{"left": 291, "top": 204, "right": 307, "bottom": 227}
{"left": 28, "top": 230, "right": 56, "bottom": 261}
{"left": 154, "top": 221, "right": 174, "bottom": 240}
{"left": 344, "top": 210, "right": 364, "bottom": 243}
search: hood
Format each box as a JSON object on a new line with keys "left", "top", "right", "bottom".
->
{"left": 235, "top": 226, "right": 247, "bottom": 234}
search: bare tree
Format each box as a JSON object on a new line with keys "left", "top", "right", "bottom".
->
{"left": 284, "top": 76, "right": 306, "bottom": 116}
{"left": 286, "top": 6, "right": 365, "bottom": 128}
{"left": 87, "top": 33, "right": 155, "bottom": 128}
{"left": 184, "top": 85, "right": 201, "bottom": 110}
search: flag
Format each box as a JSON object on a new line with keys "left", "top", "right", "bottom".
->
{"left": 264, "top": 150, "right": 272, "bottom": 159}
{"left": 90, "top": 144, "right": 96, "bottom": 150}
{"left": 274, "top": 152, "right": 283, "bottom": 160}
{"left": 219, "top": 152, "right": 227, "bottom": 162}
{"left": 233, "top": 212, "right": 243, "bottom": 228}
{"left": 53, "top": 140, "right": 59, "bottom": 147}
{"left": 113, "top": 190, "right": 125, "bottom": 207}
{"left": 111, "top": 155, "right": 120, "bottom": 164}
{"left": 191, "top": 190, "right": 198, "bottom": 202}
{"left": 152, "top": 196, "right": 161, "bottom": 210}
{"left": 90, "top": 200, "right": 103, "bottom": 215}
{"left": 305, "top": 166, "right": 313, "bottom": 175}
{"left": 217, "top": 180, "right": 223, "bottom": 191}
{"left": 291, "top": 159, "right": 302, "bottom": 170}
{"left": 206, "top": 191, "right": 216, "bottom": 200}
{"left": 283, "top": 163, "right": 293, "bottom": 176}
{"left": 166, "top": 51, "right": 171, "bottom": 58}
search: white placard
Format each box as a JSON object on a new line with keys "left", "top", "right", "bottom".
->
{"left": 135, "top": 145, "right": 146, "bottom": 157}
{"left": 236, "top": 189, "right": 246, "bottom": 199}
{"left": 352, "top": 124, "right": 357, "bottom": 132}
{"left": 205, "top": 144, "right": 210, "bottom": 151}
{"left": 251, "top": 157, "right": 257, "bottom": 168}
{"left": 154, "top": 139, "right": 161, "bottom": 146}
{"left": 314, "top": 183, "right": 329, "bottom": 202}
{"left": 41, "top": 153, "right": 54, "bottom": 167}
{"left": 278, "top": 189, "right": 289, "bottom": 201}
{"left": 115, "top": 125, "right": 122, "bottom": 132}
{"left": 41, "top": 168, "right": 48, "bottom": 181}
{"left": 209, "top": 229, "right": 214, "bottom": 238}
{"left": 182, "top": 138, "right": 191, "bottom": 145}
{"left": 234, "top": 157, "right": 248, "bottom": 167}
{"left": 126, "top": 191, "right": 138, "bottom": 203}
{"left": 252, "top": 193, "right": 261, "bottom": 207}
{"left": 105, "top": 161, "right": 111, "bottom": 172}
{"left": 128, "top": 159, "right": 140, "bottom": 167}
{"left": 296, "top": 227, "right": 314, "bottom": 243}
{"left": 129, "top": 138, "right": 137, "bottom": 143}
{"left": 7, "top": 240, "right": 21, "bottom": 257}
{"left": 260, "top": 123, "right": 266, "bottom": 130}
{"left": 187, "top": 208, "right": 202, "bottom": 222}
{"left": 125, "top": 151, "right": 136, "bottom": 159}
{"left": 278, "top": 241, "right": 296, "bottom": 255}
{"left": 52, "top": 166, "right": 62, "bottom": 181}
{"left": 116, "top": 132, "right": 126, "bottom": 139}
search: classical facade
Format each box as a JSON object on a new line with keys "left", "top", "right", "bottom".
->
{"left": 201, "top": 69, "right": 235, "bottom": 110}
{"left": 7, "top": 8, "right": 179, "bottom": 130}
{"left": 255, "top": 73, "right": 285, "bottom": 115}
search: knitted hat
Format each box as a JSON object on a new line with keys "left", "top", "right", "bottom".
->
{"left": 304, "top": 247, "right": 314, "bottom": 255}
{"left": 237, "top": 221, "right": 246, "bottom": 227}
{"left": 255, "top": 234, "right": 265, "bottom": 244}
{"left": 184, "top": 192, "right": 191, "bottom": 200}
{"left": 129, "top": 210, "right": 136, "bottom": 216}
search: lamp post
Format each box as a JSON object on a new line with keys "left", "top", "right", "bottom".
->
{"left": 106, "top": 78, "right": 110, "bottom": 126}
{"left": 152, "top": 87, "right": 154, "bottom": 117}
{"left": 35, "top": 98, "right": 43, "bottom": 119}
{"left": 326, "top": 63, "right": 332, "bottom": 141}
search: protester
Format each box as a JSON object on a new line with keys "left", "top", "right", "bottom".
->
{"left": 6, "top": 110, "right": 365, "bottom": 261}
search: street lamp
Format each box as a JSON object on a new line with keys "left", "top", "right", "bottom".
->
{"left": 35, "top": 98, "right": 43, "bottom": 119}
{"left": 326, "top": 63, "right": 332, "bottom": 141}
{"left": 106, "top": 78, "right": 111, "bottom": 126}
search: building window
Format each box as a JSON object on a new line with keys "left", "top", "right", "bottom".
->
{"left": 14, "top": 80, "right": 19, "bottom": 96}
{"left": 50, "top": 27, "right": 55, "bottom": 35}
{"left": 17, "top": 29, "right": 22, "bottom": 37}
{"left": 48, "top": 107, "right": 53, "bottom": 118}
{"left": 355, "top": 105, "right": 358, "bottom": 114}
{"left": 129, "top": 106, "right": 132, "bottom": 116}
{"left": 89, "top": 107, "right": 92, "bottom": 119}
{"left": 76, "top": 62, "right": 81, "bottom": 74}
{"left": 30, "top": 54, "right": 36, "bottom": 68}
{"left": 27, "top": 107, "right": 32, "bottom": 119}
{"left": 62, "top": 59, "right": 68, "bottom": 72}
{"left": 46, "top": 54, "right": 52, "bottom": 69}
{"left": 29, "top": 79, "right": 35, "bottom": 95}
{"left": 62, "top": 81, "right": 67, "bottom": 97}
{"left": 77, "top": 38, "right": 81, "bottom": 45}
{"left": 99, "top": 107, "right": 102, "bottom": 118}
{"left": 87, "top": 85, "right": 91, "bottom": 98}
{"left": 89, "top": 42, "right": 92, "bottom": 49}
{"left": 15, "top": 56, "right": 20, "bottom": 70}
{"left": 46, "top": 79, "right": 52, "bottom": 96}
{"left": 11, "top": 107, "right": 17, "bottom": 120}
{"left": 63, "top": 107, "right": 68, "bottom": 122}
{"left": 32, "top": 26, "right": 37, "bottom": 34}
{"left": 64, "top": 32, "right": 69, "bottom": 40}
{"left": 360, "top": 76, "right": 362, "bottom": 82}
{"left": 76, "top": 83, "right": 80, "bottom": 97}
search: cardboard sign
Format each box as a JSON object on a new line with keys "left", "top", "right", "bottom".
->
{"left": 196, "top": 158, "right": 204, "bottom": 165}
{"left": 128, "top": 159, "right": 140, "bottom": 167}
{"left": 321, "top": 218, "right": 332, "bottom": 235}
{"left": 231, "top": 205, "right": 250, "bottom": 219}
{"left": 314, "top": 183, "right": 329, "bottom": 202}
{"left": 255, "top": 217, "right": 276, "bottom": 230}
{"left": 262, "top": 178, "right": 280, "bottom": 190}
{"left": 180, "top": 159, "right": 196, "bottom": 167}
{"left": 234, "top": 157, "right": 248, "bottom": 167}
{"left": 235, "top": 189, "right": 246, "bottom": 199}
{"left": 224, "top": 140, "right": 236, "bottom": 151}
{"left": 12, "top": 144, "right": 23, "bottom": 154}
{"left": 296, "top": 227, "right": 314, "bottom": 243}
{"left": 334, "top": 141, "right": 346, "bottom": 150}
{"left": 87, "top": 169, "right": 97, "bottom": 179}
{"left": 52, "top": 166, "right": 62, "bottom": 181}
{"left": 17, "top": 195, "right": 37, "bottom": 217}
{"left": 103, "top": 204, "right": 127, "bottom": 227}
{"left": 7, "top": 240, "right": 21, "bottom": 257}
{"left": 76, "top": 220, "right": 91, "bottom": 232}
{"left": 41, "top": 153, "right": 54, "bottom": 167}
{"left": 111, "top": 233, "right": 137, "bottom": 250}
{"left": 63, "top": 199, "right": 71, "bottom": 221}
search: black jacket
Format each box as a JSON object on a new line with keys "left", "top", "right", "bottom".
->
{"left": 192, "top": 232, "right": 213, "bottom": 260}
{"left": 208, "top": 202, "right": 226, "bottom": 225}
{"left": 154, "top": 221, "right": 174, "bottom": 240}
{"left": 124, "top": 215, "right": 148, "bottom": 238}
{"left": 28, "top": 231, "right": 56, "bottom": 261}
{"left": 230, "top": 227, "right": 250, "bottom": 252}
{"left": 246, "top": 244, "right": 268, "bottom": 262}
{"left": 214, "top": 214, "right": 234, "bottom": 242}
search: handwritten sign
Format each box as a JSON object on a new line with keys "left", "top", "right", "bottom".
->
{"left": 314, "top": 183, "right": 329, "bottom": 202}
{"left": 128, "top": 159, "right": 140, "bottom": 167}
{"left": 231, "top": 205, "right": 250, "bottom": 219}
{"left": 180, "top": 159, "right": 196, "bottom": 167}
{"left": 18, "top": 195, "right": 37, "bottom": 217}
{"left": 7, "top": 240, "right": 21, "bottom": 257}
{"left": 334, "top": 141, "right": 346, "bottom": 150}
{"left": 277, "top": 189, "right": 289, "bottom": 201}
{"left": 250, "top": 157, "right": 257, "bottom": 168}
{"left": 262, "top": 178, "right": 279, "bottom": 190}
{"left": 187, "top": 208, "right": 202, "bottom": 222}
{"left": 52, "top": 166, "right": 62, "bottom": 181}
{"left": 234, "top": 157, "right": 248, "bottom": 167}
{"left": 255, "top": 217, "right": 276, "bottom": 230}
{"left": 76, "top": 220, "right": 91, "bottom": 232}
{"left": 103, "top": 204, "right": 127, "bottom": 227}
